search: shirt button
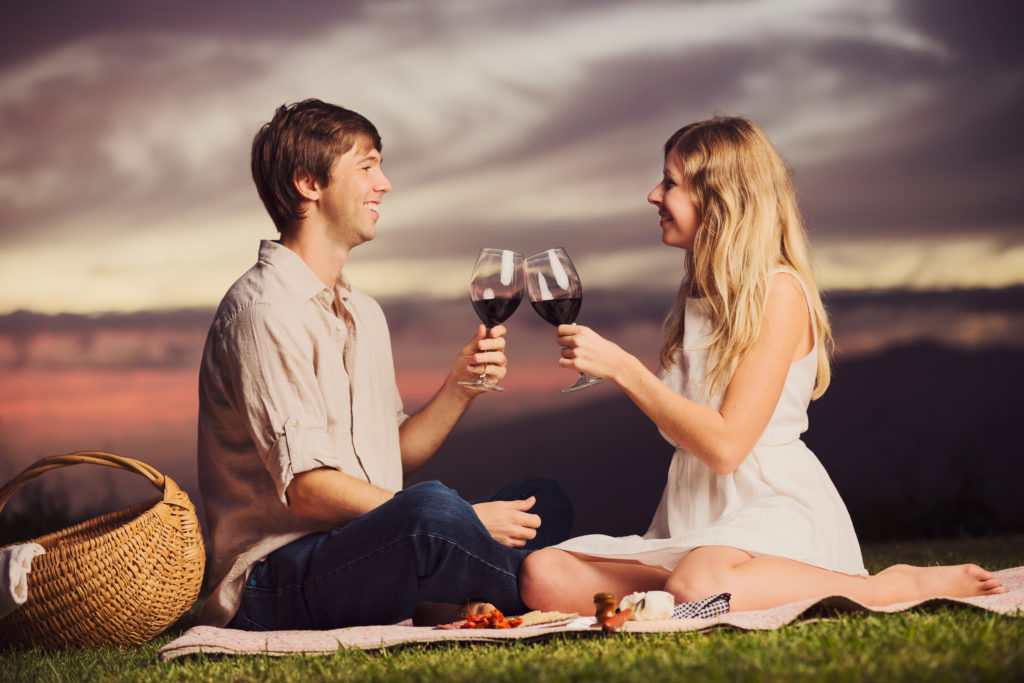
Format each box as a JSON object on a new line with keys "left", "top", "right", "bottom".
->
{"left": 336, "top": 323, "right": 343, "bottom": 332}
{"left": 286, "top": 418, "right": 298, "bottom": 428}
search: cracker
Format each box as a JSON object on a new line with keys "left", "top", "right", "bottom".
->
{"left": 516, "top": 610, "right": 578, "bottom": 627}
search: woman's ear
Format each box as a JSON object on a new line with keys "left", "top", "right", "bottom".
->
{"left": 294, "top": 173, "right": 320, "bottom": 202}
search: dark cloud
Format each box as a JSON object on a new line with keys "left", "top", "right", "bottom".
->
{"left": 500, "top": 46, "right": 753, "bottom": 166}
{"left": 0, "top": 308, "right": 213, "bottom": 369}
{"left": 1, "top": 0, "right": 365, "bottom": 68}
{"left": 1, "top": 0, "right": 665, "bottom": 72}
{"left": 0, "top": 33, "right": 264, "bottom": 241}
{"left": 797, "top": 81, "right": 1024, "bottom": 235}
{"left": 365, "top": 205, "right": 652, "bottom": 262}
{"left": 900, "top": 0, "right": 1024, "bottom": 67}
{"left": 826, "top": 285, "right": 1024, "bottom": 311}
{"left": 0, "top": 308, "right": 214, "bottom": 334}
{"left": 789, "top": 2, "right": 1024, "bottom": 236}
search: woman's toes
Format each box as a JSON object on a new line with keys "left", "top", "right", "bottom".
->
{"left": 963, "top": 564, "right": 993, "bottom": 580}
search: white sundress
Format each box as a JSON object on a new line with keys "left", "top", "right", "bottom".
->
{"left": 556, "top": 270, "right": 867, "bottom": 576}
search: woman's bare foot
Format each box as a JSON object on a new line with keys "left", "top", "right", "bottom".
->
{"left": 870, "top": 563, "right": 1007, "bottom": 605}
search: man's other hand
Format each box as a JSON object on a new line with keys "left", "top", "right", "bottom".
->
{"left": 472, "top": 496, "right": 541, "bottom": 547}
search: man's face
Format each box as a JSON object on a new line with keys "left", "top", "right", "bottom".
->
{"left": 318, "top": 140, "right": 392, "bottom": 249}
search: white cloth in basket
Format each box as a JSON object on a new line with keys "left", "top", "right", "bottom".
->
{"left": 0, "top": 543, "right": 45, "bottom": 618}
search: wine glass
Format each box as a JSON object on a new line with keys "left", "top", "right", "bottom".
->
{"left": 457, "top": 248, "right": 524, "bottom": 392}
{"left": 525, "top": 247, "right": 604, "bottom": 392}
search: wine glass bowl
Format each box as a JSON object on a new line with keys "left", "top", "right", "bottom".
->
{"left": 525, "top": 248, "right": 604, "bottom": 392}
{"left": 458, "top": 248, "right": 524, "bottom": 392}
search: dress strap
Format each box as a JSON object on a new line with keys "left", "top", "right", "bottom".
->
{"left": 772, "top": 266, "right": 816, "bottom": 331}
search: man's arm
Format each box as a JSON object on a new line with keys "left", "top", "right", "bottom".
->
{"left": 395, "top": 323, "right": 544, "bottom": 548}
{"left": 287, "top": 466, "right": 543, "bottom": 548}
{"left": 287, "top": 467, "right": 393, "bottom": 525}
{"left": 289, "top": 324, "right": 543, "bottom": 547}
{"left": 398, "top": 324, "right": 506, "bottom": 474}
{"left": 280, "top": 325, "right": 496, "bottom": 527}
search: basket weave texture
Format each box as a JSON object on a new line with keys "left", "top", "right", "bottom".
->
{"left": 0, "top": 451, "right": 205, "bottom": 648}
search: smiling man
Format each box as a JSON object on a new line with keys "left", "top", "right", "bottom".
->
{"left": 196, "top": 99, "right": 572, "bottom": 630}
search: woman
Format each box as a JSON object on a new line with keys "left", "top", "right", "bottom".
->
{"left": 519, "top": 117, "right": 1006, "bottom": 614}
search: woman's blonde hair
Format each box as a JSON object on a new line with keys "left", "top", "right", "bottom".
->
{"left": 658, "top": 116, "right": 833, "bottom": 399}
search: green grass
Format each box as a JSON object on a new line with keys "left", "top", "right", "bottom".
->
{"left": 3, "top": 535, "right": 1022, "bottom": 682}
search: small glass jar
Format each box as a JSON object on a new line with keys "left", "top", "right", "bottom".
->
{"left": 593, "top": 592, "right": 617, "bottom": 624}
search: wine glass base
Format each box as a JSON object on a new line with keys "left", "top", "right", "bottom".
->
{"left": 457, "top": 380, "right": 506, "bottom": 392}
{"left": 562, "top": 375, "right": 604, "bottom": 393}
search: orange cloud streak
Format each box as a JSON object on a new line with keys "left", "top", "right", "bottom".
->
{"left": 2, "top": 368, "right": 197, "bottom": 426}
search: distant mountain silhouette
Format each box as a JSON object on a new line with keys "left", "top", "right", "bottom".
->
{"left": 409, "top": 343, "right": 1024, "bottom": 542}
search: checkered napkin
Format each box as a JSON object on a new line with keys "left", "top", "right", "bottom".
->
{"left": 672, "top": 592, "right": 731, "bottom": 619}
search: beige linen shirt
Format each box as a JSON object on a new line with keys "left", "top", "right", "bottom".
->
{"left": 197, "top": 240, "right": 407, "bottom": 626}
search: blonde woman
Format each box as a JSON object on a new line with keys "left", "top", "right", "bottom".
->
{"left": 519, "top": 117, "right": 1006, "bottom": 613}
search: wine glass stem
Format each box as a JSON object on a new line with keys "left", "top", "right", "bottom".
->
{"left": 477, "top": 326, "right": 491, "bottom": 383}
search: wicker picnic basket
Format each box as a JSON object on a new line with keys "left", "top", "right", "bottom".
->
{"left": 0, "top": 451, "right": 205, "bottom": 648}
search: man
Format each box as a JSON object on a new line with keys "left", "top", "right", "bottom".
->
{"left": 197, "top": 99, "right": 572, "bottom": 629}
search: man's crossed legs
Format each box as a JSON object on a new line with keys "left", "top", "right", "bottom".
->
{"left": 229, "top": 478, "right": 573, "bottom": 630}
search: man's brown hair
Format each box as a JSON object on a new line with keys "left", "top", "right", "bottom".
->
{"left": 251, "top": 99, "right": 382, "bottom": 235}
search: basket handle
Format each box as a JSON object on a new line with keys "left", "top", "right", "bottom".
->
{"left": 0, "top": 451, "right": 194, "bottom": 517}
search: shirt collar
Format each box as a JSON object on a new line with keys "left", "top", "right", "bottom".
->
{"left": 257, "top": 239, "right": 334, "bottom": 306}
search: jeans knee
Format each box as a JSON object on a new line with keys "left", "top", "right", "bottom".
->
{"left": 392, "top": 480, "right": 479, "bottom": 536}
{"left": 396, "top": 480, "right": 459, "bottom": 509}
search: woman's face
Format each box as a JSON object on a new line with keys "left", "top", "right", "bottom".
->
{"left": 647, "top": 150, "right": 699, "bottom": 251}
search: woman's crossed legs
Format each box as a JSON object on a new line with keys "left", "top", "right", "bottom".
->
{"left": 520, "top": 545, "right": 1007, "bottom": 614}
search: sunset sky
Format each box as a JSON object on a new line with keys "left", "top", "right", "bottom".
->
{"left": 1, "top": 0, "right": 1022, "bottom": 519}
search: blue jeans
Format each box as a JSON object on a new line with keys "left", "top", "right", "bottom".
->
{"left": 228, "top": 478, "right": 573, "bottom": 630}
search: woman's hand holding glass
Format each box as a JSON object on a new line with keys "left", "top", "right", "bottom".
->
{"left": 524, "top": 247, "right": 604, "bottom": 392}
{"left": 554, "top": 323, "right": 628, "bottom": 385}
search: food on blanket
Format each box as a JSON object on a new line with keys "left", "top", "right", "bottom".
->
{"left": 464, "top": 601, "right": 496, "bottom": 617}
{"left": 458, "top": 608, "right": 523, "bottom": 629}
{"left": 618, "top": 590, "right": 675, "bottom": 620}
{"left": 452, "top": 608, "right": 577, "bottom": 629}
{"left": 601, "top": 607, "right": 632, "bottom": 633}
{"left": 413, "top": 601, "right": 496, "bottom": 626}
{"left": 593, "top": 592, "right": 618, "bottom": 624}
{"left": 517, "top": 610, "right": 578, "bottom": 627}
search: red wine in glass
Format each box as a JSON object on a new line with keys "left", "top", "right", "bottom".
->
{"left": 525, "top": 248, "right": 604, "bottom": 392}
{"left": 472, "top": 297, "right": 522, "bottom": 328}
{"left": 530, "top": 297, "right": 581, "bottom": 327}
{"left": 458, "top": 248, "right": 524, "bottom": 392}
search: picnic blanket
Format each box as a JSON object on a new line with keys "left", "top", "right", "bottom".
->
{"left": 158, "top": 566, "right": 1024, "bottom": 661}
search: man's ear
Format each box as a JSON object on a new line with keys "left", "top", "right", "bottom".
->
{"left": 294, "top": 173, "right": 320, "bottom": 202}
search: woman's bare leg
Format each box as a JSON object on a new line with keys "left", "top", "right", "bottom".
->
{"left": 520, "top": 547, "right": 670, "bottom": 615}
{"left": 667, "top": 546, "right": 1007, "bottom": 612}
